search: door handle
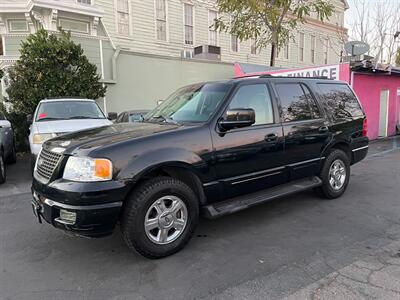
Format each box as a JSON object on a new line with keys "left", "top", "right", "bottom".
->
{"left": 319, "top": 126, "right": 329, "bottom": 133}
{"left": 265, "top": 133, "right": 278, "bottom": 142}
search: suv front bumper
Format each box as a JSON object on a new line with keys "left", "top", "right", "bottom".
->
{"left": 31, "top": 177, "right": 126, "bottom": 237}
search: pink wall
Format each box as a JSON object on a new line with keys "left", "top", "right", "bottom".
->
{"left": 352, "top": 73, "right": 400, "bottom": 140}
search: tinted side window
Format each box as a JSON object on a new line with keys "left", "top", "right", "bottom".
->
{"left": 275, "top": 83, "right": 319, "bottom": 122}
{"left": 302, "top": 85, "right": 321, "bottom": 119}
{"left": 227, "top": 84, "right": 274, "bottom": 125}
{"left": 318, "top": 83, "right": 363, "bottom": 120}
{"left": 0, "top": 114, "right": 5, "bottom": 120}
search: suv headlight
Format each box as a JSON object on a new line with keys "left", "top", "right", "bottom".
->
{"left": 63, "top": 157, "right": 113, "bottom": 182}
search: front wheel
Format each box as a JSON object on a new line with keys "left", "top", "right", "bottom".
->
{"left": 316, "top": 149, "right": 350, "bottom": 199}
{"left": 121, "top": 177, "right": 199, "bottom": 259}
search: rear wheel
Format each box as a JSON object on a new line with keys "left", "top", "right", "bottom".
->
{"left": 316, "top": 149, "right": 350, "bottom": 199}
{"left": 121, "top": 177, "right": 199, "bottom": 259}
{"left": 0, "top": 151, "right": 6, "bottom": 184}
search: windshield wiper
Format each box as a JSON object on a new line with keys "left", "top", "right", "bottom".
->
{"left": 67, "top": 116, "right": 104, "bottom": 120}
{"left": 36, "top": 117, "right": 62, "bottom": 122}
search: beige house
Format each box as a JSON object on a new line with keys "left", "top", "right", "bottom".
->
{"left": 0, "top": 0, "right": 349, "bottom": 113}
{"left": 97, "top": 0, "right": 348, "bottom": 67}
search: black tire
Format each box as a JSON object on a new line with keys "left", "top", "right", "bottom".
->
{"left": 121, "top": 176, "right": 199, "bottom": 259}
{"left": 7, "top": 142, "right": 17, "bottom": 164}
{"left": 316, "top": 149, "right": 350, "bottom": 199}
{"left": 0, "top": 151, "right": 6, "bottom": 184}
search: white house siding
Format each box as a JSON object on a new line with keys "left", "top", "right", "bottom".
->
{"left": 98, "top": 0, "right": 348, "bottom": 67}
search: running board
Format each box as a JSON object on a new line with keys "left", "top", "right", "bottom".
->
{"left": 202, "top": 176, "right": 322, "bottom": 219}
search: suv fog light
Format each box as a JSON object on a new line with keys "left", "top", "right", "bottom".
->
{"left": 59, "top": 209, "right": 77, "bottom": 224}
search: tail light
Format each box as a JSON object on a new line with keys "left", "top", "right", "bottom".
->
{"left": 362, "top": 118, "right": 368, "bottom": 137}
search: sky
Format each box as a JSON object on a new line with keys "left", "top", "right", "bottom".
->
{"left": 345, "top": 0, "right": 399, "bottom": 29}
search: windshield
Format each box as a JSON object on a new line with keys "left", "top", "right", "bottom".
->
{"left": 35, "top": 101, "right": 106, "bottom": 121}
{"left": 144, "top": 83, "right": 232, "bottom": 123}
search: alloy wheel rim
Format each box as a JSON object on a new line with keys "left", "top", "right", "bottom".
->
{"left": 329, "top": 159, "right": 346, "bottom": 190}
{"left": 144, "top": 195, "right": 188, "bottom": 245}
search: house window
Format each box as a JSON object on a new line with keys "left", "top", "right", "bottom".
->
{"left": 156, "top": 0, "right": 167, "bottom": 41}
{"left": 8, "top": 19, "right": 28, "bottom": 32}
{"left": 311, "top": 35, "right": 316, "bottom": 63}
{"left": 0, "top": 38, "right": 3, "bottom": 56}
{"left": 324, "top": 38, "right": 329, "bottom": 64}
{"left": 117, "top": 0, "right": 130, "bottom": 35}
{"left": 231, "top": 34, "right": 238, "bottom": 52}
{"left": 283, "top": 39, "right": 289, "bottom": 60}
{"left": 184, "top": 3, "right": 194, "bottom": 45}
{"left": 208, "top": 10, "right": 218, "bottom": 46}
{"left": 299, "top": 32, "right": 304, "bottom": 62}
{"left": 59, "top": 18, "right": 90, "bottom": 34}
{"left": 250, "top": 39, "right": 257, "bottom": 55}
{"left": 77, "top": 0, "right": 92, "bottom": 4}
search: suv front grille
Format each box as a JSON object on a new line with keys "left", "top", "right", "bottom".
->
{"left": 36, "top": 149, "right": 63, "bottom": 181}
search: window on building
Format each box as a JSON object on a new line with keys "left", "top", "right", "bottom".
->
{"left": 231, "top": 35, "right": 238, "bottom": 52}
{"left": 156, "top": 0, "right": 167, "bottom": 41}
{"left": 228, "top": 84, "right": 274, "bottom": 125}
{"left": 117, "top": 0, "right": 130, "bottom": 35}
{"left": 299, "top": 32, "right": 304, "bottom": 62}
{"left": 283, "top": 41, "right": 289, "bottom": 60}
{"left": 8, "top": 19, "right": 28, "bottom": 32}
{"left": 77, "top": 0, "right": 92, "bottom": 5}
{"left": 208, "top": 10, "right": 218, "bottom": 46}
{"left": 184, "top": 3, "right": 194, "bottom": 45}
{"left": 275, "top": 83, "right": 321, "bottom": 122}
{"left": 324, "top": 38, "right": 329, "bottom": 64}
{"left": 59, "top": 18, "right": 90, "bottom": 34}
{"left": 0, "top": 38, "right": 3, "bottom": 56}
{"left": 311, "top": 35, "right": 316, "bottom": 63}
{"left": 250, "top": 39, "right": 257, "bottom": 55}
{"left": 335, "top": 11, "right": 342, "bottom": 26}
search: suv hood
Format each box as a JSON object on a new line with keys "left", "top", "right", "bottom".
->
{"left": 34, "top": 119, "right": 112, "bottom": 134}
{"left": 45, "top": 122, "right": 181, "bottom": 154}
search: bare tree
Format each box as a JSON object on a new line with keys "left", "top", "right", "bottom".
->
{"left": 348, "top": 0, "right": 400, "bottom": 64}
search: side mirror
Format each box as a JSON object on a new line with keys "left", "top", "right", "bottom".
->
{"left": 218, "top": 108, "right": 255, "bottom": 131}
{"left": 108, "top": 112, "right": 118, "bottom": 121}
{"left": 0, "top": 120, "right": 11, "bottom": 128}
{"left": 26, "top": 114, "right": 33, "bottom": 125}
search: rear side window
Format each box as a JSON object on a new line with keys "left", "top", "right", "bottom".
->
{"left": 275, "top": 83, "right": 321, "bottom": 122}
{"left": 317, "top": 83, "right": 363, "bottom": 120}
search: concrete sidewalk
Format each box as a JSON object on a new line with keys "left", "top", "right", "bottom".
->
{"left": 285, "top": 233, "right": 400, "bottom": 300}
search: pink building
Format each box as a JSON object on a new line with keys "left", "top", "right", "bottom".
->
{"left": 234, "top": 62, "right": 400, "bottom": 140}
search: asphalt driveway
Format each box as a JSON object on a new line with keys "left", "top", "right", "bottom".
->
{"left": 1, "top": 137, "right": 400, "bottom": 300}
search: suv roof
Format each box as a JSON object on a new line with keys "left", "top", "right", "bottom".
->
{"left": 227, "top": 75, "right": 348, "bottom": 85}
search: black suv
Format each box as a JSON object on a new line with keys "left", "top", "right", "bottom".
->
{"left": 31, "top": 76, "right": 368, "bottom": 258}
